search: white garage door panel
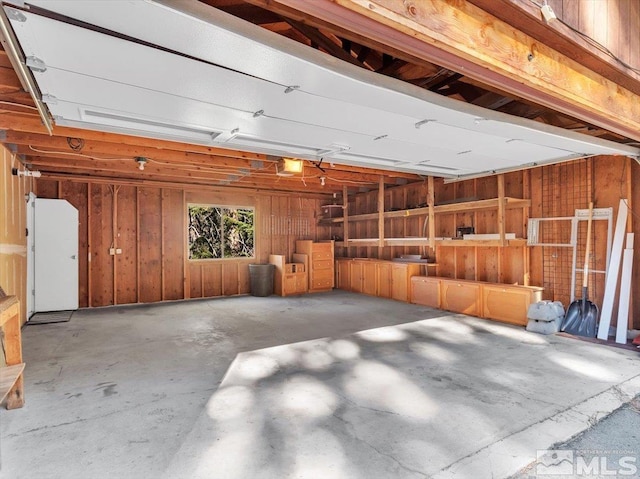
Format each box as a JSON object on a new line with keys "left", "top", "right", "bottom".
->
{"left": 10, "top": 1, "right": 639, "bottom": 179}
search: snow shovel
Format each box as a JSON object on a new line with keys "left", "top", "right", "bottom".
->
{"left": 561, "top": 202, "right": 598, "bottom": 337}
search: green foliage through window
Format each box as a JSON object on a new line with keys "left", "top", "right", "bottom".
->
{"left": 188, "top": 205, "right": 254, "bottom": 259}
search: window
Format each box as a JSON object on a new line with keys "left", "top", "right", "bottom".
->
{"left": 188, "top": 205, "right": 254, "bottom": 259}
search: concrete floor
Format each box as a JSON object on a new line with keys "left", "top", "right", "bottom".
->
{"left": 2, "top": 291, "right": 640, "bottom": 479}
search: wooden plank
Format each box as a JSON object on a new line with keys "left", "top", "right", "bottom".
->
{"left": 138, "top": 188, "right": 163, "bottom": 303}
{"left": 615, "top": 233, "right": 634, "bottom": 344}
{"left": 87, "top": 182, "right": 93, "bottom": 307}
{"left": 115, "top": 186, "right": 138, "bottom": 304}
{"left": 378, "top": 176, "right": 385, "bottom": 248}
{"left": 162, "top": 189, "right": 185, "bottom": 300}
{"left": 497, "top": 174, "right": 506, "bottom": 246}
{"left": 112, "top": 186, "right": 118, "bottom": 304}
{"left": 343, "top": 186, "right": 350, "bottom": 242}
{"left": 320, "top": 197, "right": 531, "bottom": 223}
{"left": 428, "top": 176, "right": 436, "bottom": 248}
{"left": 598, "top": 198, "right": 628, "bottom": 339}
{"left": 89, "top": 184, "right": 114, "bottom": 306}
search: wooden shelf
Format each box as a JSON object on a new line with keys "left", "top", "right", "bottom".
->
{"left": 437, "top": 239, "right": 528, "bottom": 247}
{"left": 320, "top": 197, "right": 531, "bottom": 224}
{"left": 335, "top": 237, "right": 527, "bottom": 248}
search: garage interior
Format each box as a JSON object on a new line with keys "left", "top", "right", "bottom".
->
{"left": 1, "top": 1, "right": 640, "bottom": 478}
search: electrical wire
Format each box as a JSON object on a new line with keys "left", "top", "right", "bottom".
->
{"left": 529, "top": 0, "right": 640, "bottom": 74}
{"left": 0, "top": 100, "right": 39, "bottom": 111}
{"left": 29, "top": 145, "right": 132, "bottom": 161}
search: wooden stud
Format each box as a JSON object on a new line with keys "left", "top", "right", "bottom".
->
{"left": 343, "top": 186, "right": 349, "bottom": 243}
{"left": 87, "top": 182, "right": 92, "bottom": 308}
{"left": 427, "top": 176, "right": 436, "bottom": 249}
{"left": 497, "top": 174, "right": 506, "bottom": 247}
{"left": 112, "top": 185, "right": 118, "bottom": 305}
{"left": 136, "top": 187, "right": 141, "bottom": 303}
{"left": 182, "top": 189, "right": 188, "bottom": 299}
{"left": 161, "top": 189, "right": 165, "bottom": 301}
{"left": 378, "top": 176, "right": 385, "bottom": 248}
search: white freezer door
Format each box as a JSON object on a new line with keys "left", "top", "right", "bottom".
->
{"left": 34, "top": 198, "right": 79, "bottom": 312}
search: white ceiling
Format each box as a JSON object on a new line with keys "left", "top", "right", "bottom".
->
{"left": 5, "top": 0, "right": 639, "bottom": 178}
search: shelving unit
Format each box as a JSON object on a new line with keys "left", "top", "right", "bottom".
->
{"left": 0, "top": 295, "right": 25, "bottom": 409}
{"left": 320, "top": 174, "right": 530, "bottom": 249}
{"left": 324, "top": 173, "right": 533, "bottom": 286}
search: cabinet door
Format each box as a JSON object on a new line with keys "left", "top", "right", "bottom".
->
{"left": 336, "top": 260, "right": 351, "bottom": 290}
{"left": 411, "top": 277, "right": 440, "bottom": 308}
{"left": 362, "top": 262, "right": 378, "bottom": 296}
{"left": 440, "top": 280, "right": 481, "bottom": 316}
{"left": 377, "top": 263, "right": 392, "bottom": 299}
{"left": 391, "top": 264, "right": 409, "bottom": 302}
{"left": 482, "top": 285, "right": 532, "bottom": 325}
{"left": 350, "top": 262, "right": 364, "bottom": 293}
{"left": 295, "top": 274, "right": 308, "bottom": 294}
{"left": 283, "top": 274, "right": 297, "bottom": 296}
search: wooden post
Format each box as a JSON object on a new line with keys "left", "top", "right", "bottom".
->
{"left": 136, "top": 187, "right": 141, "bottom": 303}
{"left": 428, "top": 176, "right": 436, "bottom": 249}
{"left": 87, "top": 182, "right": 92, "bottom": 308}
{"left": 522, "top": 170, "right": 531, "bottom": 286}
{"left": 112, "top": 185, "right": 118, "bottom": 305}
{"left": 343, "top": 185, "right": 349, "bottom": 244}
{"left": 378, "top": 176, "right": 385, "bottom": 248}
{"left": 497, "top": 174, "right": 506, "bottom": 247}
{"left": 160, "top": 189, "right": 165, "bottom": 301}
{"left": 182, "top": 190, "right": 188, "bottom": 299}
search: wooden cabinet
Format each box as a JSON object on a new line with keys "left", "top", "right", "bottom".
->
{"left": 295, "top": 240, "right": 335, "bottom": 293}
{"left": 411, "top": 276, "right": 440, "bottom": 308}
{"left": 0, "top": 295, "right": 25, "bottom": 409}
{"left": 391, "top": 263, "right": 422, "bottom": 302}
{"left": 440, "top": 279, "right": 482, "bottom": 316}
{"left": 411, "top": 276, "right": 543, "bottom": 325}
{"left": 482, "top": 284, "right": 543, "bottom": 326}
{"left": 336, "top": 258, "right": 424, "bottom": 301}
{"left": 269, "top": 254, "right": 308, "bottom": 296}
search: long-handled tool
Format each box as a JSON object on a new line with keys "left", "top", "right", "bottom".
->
{"left": 561, "top": 202, "right": 598, "bottom": 337}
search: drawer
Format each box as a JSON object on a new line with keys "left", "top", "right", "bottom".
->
{"left": 313, "top": 259, "right": 333, "bottom": 270}
{"left": 312, "top": 277, "right": 333, "bottom": 290}
{"left": 312, "top": 269, "right": 334, "bottom": 282}
{"left": 312, "top": 250, "right": 333, "bottom": 261}
{"left": 313, "top": 242, "right": 333, "bottom": 253}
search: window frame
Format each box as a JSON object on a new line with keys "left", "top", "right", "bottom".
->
{"left": 186, "top": 203, "right": 256, "bottom": 261}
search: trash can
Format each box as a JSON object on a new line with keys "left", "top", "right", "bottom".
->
{"left": 249, "top": 264, "right": 275, "bottom": 297}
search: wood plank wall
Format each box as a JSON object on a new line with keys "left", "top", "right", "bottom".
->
{"left": 548, "top": 0, "right": 640, "bottom": 69}
{"left": 0, "top": 145, "right": 30, "bottom": 323}
{"left": 36, "top": 179, "right": 328, "bottom": 307}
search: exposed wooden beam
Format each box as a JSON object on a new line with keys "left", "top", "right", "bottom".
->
{"left": 285, "top": 19, "right": 368, "bottom": 68}
{"left": 471, "top": 91, "right": 514, "bottom": 110}
{"left": 267, "top": 0, "right": 640, "bottom": 142}
{"left": 466, "top": 0, "right": 640, "bottom": 95}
